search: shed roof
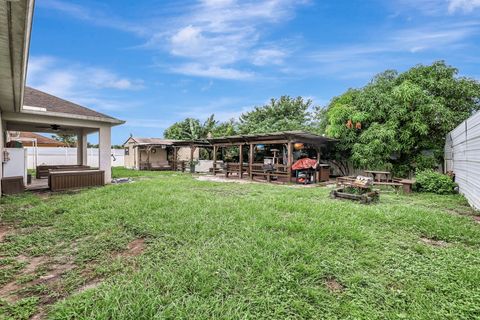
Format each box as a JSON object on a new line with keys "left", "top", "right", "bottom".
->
{"left": 126, "top": 137, "right": 176, "bottom": 146}
{"left": 23, "top": 87, "right": 123, "bottom": 124}
{"left": 206, "top": 131, "right": 337, "bottom": 146}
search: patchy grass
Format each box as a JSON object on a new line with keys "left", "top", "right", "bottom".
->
{"left": 1, "top": 168, "right": 479, "bottom": 319}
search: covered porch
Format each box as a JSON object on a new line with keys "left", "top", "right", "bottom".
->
{"left": 1, "top": 87, "right": 124, "bottom": 193}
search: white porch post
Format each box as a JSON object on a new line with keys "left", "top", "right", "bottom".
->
{"left": 99, "top": 126, "right": 112, "bottom": 183}
{"left": 77, "top": 129, "right": 88, "bottom": 165}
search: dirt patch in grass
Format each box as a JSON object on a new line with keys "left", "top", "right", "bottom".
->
{"left": 74, "top": 279, "right": 103, "bottom": 295}
{"left": 0, "top": 225, "right": 13, "bottom": 242}
{"left": 17, "top": 255, "right": 48, "bottom": 275}
{"left": 196, "top": 175, "right": 254, "bottom": 184}
{"left": 472, "top": 216, "right": 480, "bottom": 224}
{"left": 325, "top": 277, "right": 344, "bottom": 293}
{"left": 1, "top": 237, "right": 147, "bottom": 319}
{"left": 0, "top": 255, "right": 71, "bottom": 303}
{"left": 420, "top": 237, "right": 449, "bottom": 247}
{"left": 116, "top": 238, "right": 146, "bottom": 258}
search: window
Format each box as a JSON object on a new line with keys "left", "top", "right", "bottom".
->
{"left": 125, "top": 147, "right": 129, "bottom": 156}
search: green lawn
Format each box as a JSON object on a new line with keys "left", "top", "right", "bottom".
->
{"left": 1, "top": 168, "right": 480, "bottom": 319}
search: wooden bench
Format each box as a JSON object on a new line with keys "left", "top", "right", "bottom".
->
{"left": 225, "top": 163, "right": 249, "bottom": 178}
{"left": 393, "top": 179, "right": 414, "bottom": 193}
{"left": 48, "top": 170, "right": 105, "bottom": 191}
{"left": 373, "top": 180, "right": 414, "bottom": 193}
{"left": 36, "top": 165, "right": 91, "bottom": 179}
{"left": 250, "top": 164, "right": 290, "bottom": 182}
{"left": 150, "top": 161, "right": 172, "bottom": 171}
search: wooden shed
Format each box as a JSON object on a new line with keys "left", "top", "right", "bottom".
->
{"left": 123, "top": 137, "right": 199, "bottom": 170}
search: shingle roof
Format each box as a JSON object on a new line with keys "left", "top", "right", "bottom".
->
{"left": 18, "top": 132, "right": 66, "bottom": 147}
{"left": 23, "top": 87, "right": 122, "bottom": 123}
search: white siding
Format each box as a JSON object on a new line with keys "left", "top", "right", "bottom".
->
{"left": 446, "top": 112, "right": 480, "bottom": 210}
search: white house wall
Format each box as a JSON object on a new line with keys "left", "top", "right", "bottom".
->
{"left": 447, "top": 111, "right": 480, "bottom": 210}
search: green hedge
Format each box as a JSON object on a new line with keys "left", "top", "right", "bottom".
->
{"left": 414, "top": 170, "right": 457, "bottom": 194}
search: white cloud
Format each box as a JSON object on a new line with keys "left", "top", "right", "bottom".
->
{"left": 448, "top": 0, "right": 480, "bottom": 13}
{"left": 122, "top": 118, "right": 173, "bottom": 129}
{"left": 38, "top": 0, "right": 147, "bottom": 36}
{"left": 149, "top": 0, "right": 308, "bottom": 79}
{"left": 36, "top": 1, "right": 308, "bottom": 80}
{"left": 252, "top": 48, "right": 287, "bottom": 66}
{"left": 392, "top": 0, "right": 480, "bottom": 15}
{"left": 172, "top": 63, "right": 254, "bottom": 80}
{"left": 308, "top": 22, "right": 479, "bottom": 79}
{"left": 27, "top": 56, "right": 143, "bottom": 111}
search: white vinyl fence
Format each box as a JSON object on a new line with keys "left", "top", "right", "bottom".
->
{"left": 445, "top": 111, "right": 480, "bottom": 210}
{"left": 26, "top": 147, "right": 124, "bottom": 169}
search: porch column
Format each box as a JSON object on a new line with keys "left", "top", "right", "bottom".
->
{"left": 249, "top": 144, "right": 254, "bottom": 180}
{"left": 238, "top": 144, "right": 243, "bottom": 179}
{"left": 287, "top": 141, "right": 293, "bottom": 183}
{"left": 77, "top": 129, "right": 88, "bottom": 166}
{"left": 99, "top": 125, "right": 112, "bottom": 183}
{"left": 213, "top": 145, "right": 217, "bottom": 175}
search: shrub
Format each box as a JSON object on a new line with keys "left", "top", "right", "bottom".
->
{"left": 414, "top": 170, "right": 457, "bottom": 194}
{"left": 415, "top": 154, "right": 439, "bottom": 171}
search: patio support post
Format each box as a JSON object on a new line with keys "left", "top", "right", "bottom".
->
{"left": 173, "top": 147, "right": 178, "bottom": 171}
{"left": 287, "top": 141, "right": 293, "bottom": 183}
{"left": 77, "top": 129, "right": 88, "bottom": 166}
{"left": 99, "top": 125, "right": 112, "bottom": 183}
{"left": 239, "top": 144, "right": 243, "bottom": 178}
{"left": 316, "top": 148, "right": 321, "bottom": 183}
{"left": 146, "top": 147, "right": 151, "bottom": 170}
{"left": 190, "top": 145, "right": 196, "bottom": 173}
{"left": 213, "top": 145, "right": 217, "bottom": 175}
{"left": 249, "top": 144, "right": 254, "bottom": 180}
{"left": 138, "top": 147, "right": 142, "bottom": 169}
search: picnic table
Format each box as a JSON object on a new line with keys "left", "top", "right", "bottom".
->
{"left": 365, "top": 170, "right": 391, "bottom": 182}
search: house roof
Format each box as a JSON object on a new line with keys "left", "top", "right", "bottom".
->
{"left": 23, "top": 87, "right": 124, "bottom": 124}
{"left": 15, "top": 132, "right": 66, "bottom": 147}
{"left": 125, "top": 137, "right": 176, "bottom": 146}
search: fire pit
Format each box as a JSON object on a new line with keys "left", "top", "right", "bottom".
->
{"left": 330, "top": 176, "right": 379, "bottom": 204}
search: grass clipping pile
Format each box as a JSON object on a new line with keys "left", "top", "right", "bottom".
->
{"left": 330, "top": 176, "right": 379, "bottom": 204}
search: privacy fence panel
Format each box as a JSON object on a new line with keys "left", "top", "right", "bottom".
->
{"left": 25, "top": 147, "right": 124, "bottom": 169}
{"left": 446, "top": 112, "right": 480, "bottom": 210}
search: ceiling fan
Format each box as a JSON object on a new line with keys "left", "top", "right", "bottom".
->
{"left": 35, "top": 124, "right": 63, "bottom": 131}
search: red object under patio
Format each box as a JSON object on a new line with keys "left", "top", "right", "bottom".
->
{"left": 292, "top": 158, "right": 318, "bottom": 171}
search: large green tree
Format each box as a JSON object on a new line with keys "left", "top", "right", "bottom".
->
{"left": 52, "top": 133, "right": 77, "bottom": 147}
{"left": 164, "top": 115, "right": 215, "bottom": 140}
{"left": 238, "top": 96, "right": 314, "bottom": 134}
{"left": 323, "top": 61, "right": 480, "bottom": 175}
{"left": 163, "top": 115, "right": 238, "bottom": 140}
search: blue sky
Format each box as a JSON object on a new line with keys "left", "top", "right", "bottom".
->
{"left": 27, "top": 0, "right": 480, "bottom": 144}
